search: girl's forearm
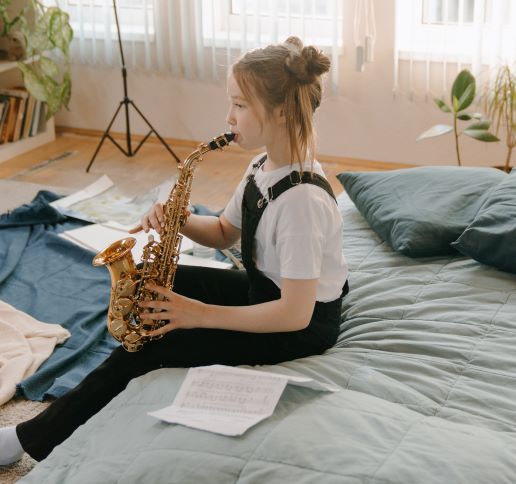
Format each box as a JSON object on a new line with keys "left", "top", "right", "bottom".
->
{"left": 199, "top": 298, "right": 313, "bottom": 333}
{"left": 180, "top": 214, "right": 230, "bottom": 249}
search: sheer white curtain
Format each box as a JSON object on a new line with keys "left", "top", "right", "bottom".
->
{"left": 63, "top": 0, "right": 344, "bottom": 90}
{"left": 353, "top": 0, "right": 376, "bottom": 72}
{"left": 394, "top": 0, "right": 516, "bottom": 100}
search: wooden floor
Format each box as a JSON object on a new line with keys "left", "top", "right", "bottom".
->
{"left": 0, "top": 129, "right": 410, "bottom": 210}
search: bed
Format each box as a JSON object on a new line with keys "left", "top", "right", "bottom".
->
{"left": 12, "top": 167, "right": 516, "bottom": 483}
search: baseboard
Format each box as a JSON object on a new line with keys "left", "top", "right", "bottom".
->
{"left": 55, "top": 126, "right": 258, "bottom": 155}
{"left": 55, "top": 125, "right": 411, "bottom": 170}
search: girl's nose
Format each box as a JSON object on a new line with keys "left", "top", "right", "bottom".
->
{"left": 226, "top": 110, "right": 235, "bottom": 126}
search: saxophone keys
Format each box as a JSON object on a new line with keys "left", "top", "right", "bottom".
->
{"left": 123, "top": 332, "right": 144, "bottom": 352}
{"left": 108, "top": 318, "right": 127, "bottom": 341}
{"left": 113, "top": 297, "right": 133, "bottom": 317}
{"left": 115, "top": 279, "right": 137, "bottom": 298}
{"left": 141, "top": 318, "right": 156, "bottom": 332}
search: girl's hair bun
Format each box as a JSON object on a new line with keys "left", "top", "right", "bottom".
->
{"left": 284, "top": 36, "right": 330, "bottom": 84}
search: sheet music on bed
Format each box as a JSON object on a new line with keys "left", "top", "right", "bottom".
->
{"left": 50, "top": 175, "right": 173, "bottom": 226}
{"left": 148, "top": 365, "right": 339, "bottom": 436}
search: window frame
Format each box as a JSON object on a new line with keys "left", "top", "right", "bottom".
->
{"left": 201, "top": 0, "right": 343, "bottom": 51}
{"left": 395, "top": 0, "right": 513, "bottom": 64}
{"left": 43, "top": 0, "right": 155, "bottom": 42}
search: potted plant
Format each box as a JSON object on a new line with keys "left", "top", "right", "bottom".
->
{"left": 0, "top": 0, "right": 73, "bottom": 119}
{"left": 483, "top": 65, "right": 516, "bottom": 173}
{"left": 417, "top": 69, "right": 499, "bottom": 166}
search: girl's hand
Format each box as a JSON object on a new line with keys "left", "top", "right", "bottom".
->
{"left": 139, "top": 283, "right": 207, "bottom": 336}
{"left": 128, "top": 204, "right": 191, "bottom": 234}
{"left": 129, "top": 202, "right": 165, "bottom": 234}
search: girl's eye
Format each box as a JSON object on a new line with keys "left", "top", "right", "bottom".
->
{"left": 234, "top": 103, "right": 245, "bottom": 109}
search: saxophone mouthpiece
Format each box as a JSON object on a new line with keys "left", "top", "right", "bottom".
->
{"left": 208, "top": 132, "right": 235, "bottom": 151}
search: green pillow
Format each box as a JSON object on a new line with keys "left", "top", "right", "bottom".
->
{"left": 451, "top": 171, "right": 516, "bottom": 273}
{"left": 337, "top": 166, "right": 506, "bottom": 257}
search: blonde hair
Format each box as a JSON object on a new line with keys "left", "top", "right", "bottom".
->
{"left": 232, "top": 36, "right": 330, "bottom": 171}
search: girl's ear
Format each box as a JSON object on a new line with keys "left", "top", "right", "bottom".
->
{"left": 275, "top": 105, "right": 286, "bottom": 125}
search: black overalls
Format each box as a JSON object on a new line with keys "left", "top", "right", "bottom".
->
{"left": 17, "top": 158, "right": 348, "bottom": 461}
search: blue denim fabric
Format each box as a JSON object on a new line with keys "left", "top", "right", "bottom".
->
{"left": 0, "top": 190, "right": 66, "bottom": 227}
{"left": 0, "top": 191, "right": 117, "bottom": 401}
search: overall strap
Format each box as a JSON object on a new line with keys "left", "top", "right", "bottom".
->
{"left": 257, "top": 170, "right": 337, "bottom": 209}
{"left": 245, "top": 154, "right": 267, "bottom": 184}
{"left": 241, "top": 154, "right": 280, "bottom": 303}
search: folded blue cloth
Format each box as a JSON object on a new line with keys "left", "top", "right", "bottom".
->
{"left": 0, "top": 191, "right": 117, "bottom": 401}
{"left": 0, "top": 190, "right": 67, "bottom": 227}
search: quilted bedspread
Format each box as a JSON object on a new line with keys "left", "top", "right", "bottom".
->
{"left": 21, "top": 193, "right": 516, "bottom": 483}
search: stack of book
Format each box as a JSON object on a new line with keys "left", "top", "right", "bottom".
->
{"left": 0, "top": 86, "right": 46, "bottom": 145}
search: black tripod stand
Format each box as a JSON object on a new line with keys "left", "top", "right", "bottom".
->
{"left": 86, "top": 0, "right": 180, "bottom": 172}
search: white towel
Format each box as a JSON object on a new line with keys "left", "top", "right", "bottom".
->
{"left": 0, "top": 300, "right": 70, "bottom": 406}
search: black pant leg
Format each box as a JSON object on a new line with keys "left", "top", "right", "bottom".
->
{"left": 16, "top": 265, "right": 250, "bottom": 461}
{"left": 17, "top": 345, "right": 158, "bottom": 462}
{"left": 172, "top": 265, "right": 249, "bottom": 306}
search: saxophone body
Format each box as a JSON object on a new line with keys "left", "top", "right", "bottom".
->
{"left": 93, "top": 132, "right": 234, "bottom": 352}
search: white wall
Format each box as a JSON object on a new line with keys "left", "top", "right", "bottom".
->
{"left": 56, "top": 0, "right": 509, "bottom": 167}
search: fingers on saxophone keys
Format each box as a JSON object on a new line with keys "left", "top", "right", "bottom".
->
{"left": 140, "top": 311, "right": 166, "bottom": 320}
{"left": 149, "top": 214, "right": 163, "bottom": 234}
{"left": 156, "top": 204, "right": 164, "bottom": 224}
{"left": 142, "top": 216, "right": 151, "bottom": 233}
{"left": 139, "top": 299, "right": 164, "bottom": 311}
{"left": 145, "top": 283, "right": 171, "bottom": 298}
{"left": 147, "top": 325, "right": 172, "bottom": 337}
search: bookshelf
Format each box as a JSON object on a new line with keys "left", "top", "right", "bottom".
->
{"left": 0, "top": 60, "right": 56, "bottom": 163}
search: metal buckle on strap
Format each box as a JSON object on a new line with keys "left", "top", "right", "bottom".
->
{"left": 257, "top": 197, "right": 268, "bottom": 208}
{"left": 289, "top": 171, "right": 302, "bottom": 186}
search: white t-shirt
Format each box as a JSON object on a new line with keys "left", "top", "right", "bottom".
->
{"left": 223, "top": 153, "right": 348, "bottom": 302}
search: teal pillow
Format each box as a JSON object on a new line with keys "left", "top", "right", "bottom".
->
{"left": 337, "top": 166, "right": 506, "bottom": 257}
{"left": 451, "top": 171, "right": 516, "bottom": 273}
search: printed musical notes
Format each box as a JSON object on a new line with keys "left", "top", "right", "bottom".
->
{"left": 148, "top": 364, "right": 339, "bottom": 436}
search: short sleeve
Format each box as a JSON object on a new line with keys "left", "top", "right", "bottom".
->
{"left": 274, "top": 185, "right": 332, "bottom": 279}
{"left": 222, "top": 177, "right": 246, "bottom": 229}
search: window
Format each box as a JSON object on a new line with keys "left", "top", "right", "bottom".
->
{"left": 43, "top": 0, "right": 154, "bottom": 41}
{"left": 202, "top": 0, "right": 343, "bottom": 50}
{"left": 396, "top": 0, "right": 513, "bottom": 62}
{"left": 422, "top": 0, "right": 476, "bottom": 24}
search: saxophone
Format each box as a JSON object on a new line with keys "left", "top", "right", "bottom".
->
{"left": 92, "top": 132, "right": 235, "bottom": 352}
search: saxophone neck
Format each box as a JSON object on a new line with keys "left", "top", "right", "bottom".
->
{"left": 182, "top": 132, "right": 235, "bottom": 171}
{"left": 182, "top": 147, "right": 206, "bottom": 172}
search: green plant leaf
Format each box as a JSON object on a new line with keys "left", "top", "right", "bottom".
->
{"left": 417, "top": 124, "right": 453, "bottom": 141}
{"left": 45, "top": 86, "right": 62, "bottom": 119}
{"left": 456, "top": 83, "right": 475, "bottom": 111}
{"left": 463, "top": 129, "right": 500, "bottom": 142}
{"left": 27, "top": 30, "right": 53, "bottom": 52}
{"left": 17, "top": 62, "right": 47, "bottom": 101}
{"left": 434, "top": 98, "right": 451, "bottom": 113}
{"left": 49, "top": 8, "right": 73, "bottom": 54}
{"left": 5, "top": 2, "right": 72, "bottom": 119}
{"left": 467, "top": 120, "right": 491, "bottom": 130}
{"left": 59, "top": 72, "right": 72, "bottom": 111}
{"left": 457, "top": 113, "right": 472, "bottom": 120}
{"left": 451, "top": 69, "right": 476, "bottom": 111}
{"left": 452, "top": 95, "right": 460, "bottom": 112}
{"left": 39, "top": 56, "right": 59, "bottom": 79}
